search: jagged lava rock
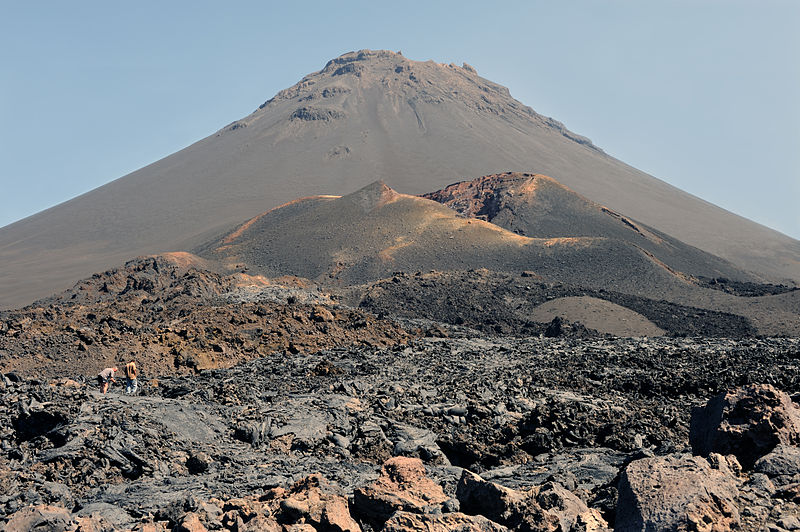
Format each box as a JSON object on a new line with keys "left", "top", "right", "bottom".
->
{"left": 753, "top": 444, "right": 800, "bottom": 478}
{"left": 382, "top": 511, "right": 510, "bottom": 531}
{"left": 690, "top": 384, "right": 800, "bottom": 468}
{"left": 350, "top": 456, "right": 448, "bottom": 527}
{"left": 455, "top": 470, "right": 560, "bottom": 532}
{"left": 2, "top": 505, "right": 73, "bottom": 532}
{"left": 174, "top": 512, "right": 208, "bottom": 532}
{"left": 616, "top": 454, "right": 740, "bottom": 532}
{"left": 277, "top": 475, "right": 360, "bottom": 532}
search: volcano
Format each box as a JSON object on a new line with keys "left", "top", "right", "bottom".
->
{"left": 421, "top": 172, "right": 750, "bottom": 281}
{"left": 197, "top": 179, "right": 698, "bottom": 299}
{"left": 1, "top": 49, "right": 798, "bottom": 309}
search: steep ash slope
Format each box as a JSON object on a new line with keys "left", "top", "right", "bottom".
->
{"left": 2, "top": 49, "right": 798, "bottom": 309}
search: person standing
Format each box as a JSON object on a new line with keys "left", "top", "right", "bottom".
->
{"left": 97, "top": 367, "right": 117, "bottom": 394}
{"left": 124, "top": 360, "right": 138, "bottom": 395}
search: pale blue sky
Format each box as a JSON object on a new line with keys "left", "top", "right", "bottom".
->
{"left": 2, "top": 1, "right": 798, "bottom": 239}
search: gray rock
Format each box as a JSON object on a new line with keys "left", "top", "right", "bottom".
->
{"left": 447, "top": 405, "right": 468, "bottom": 417}
{"left": 779, "top": 516, "right": 800, "bottom": 530}
{"left": 390, "top": 422, "right": 446, "bottom": 463}
{"left": 754, "top": 444, "right": 800, "bottom": 478}
{"left": 76, "top": 501, "right": 136, "bottom": 528}
{"left": 747, "top": 472, "right": 777, "bottom": 496}
{"left": 330, "top": 433, "right": 351, "bottom": 449}
{"left": 40, "top": 482, "right": 74, "bottom": 509}
{"left": 186, "top": 451, "right": 211, "bottom": 474}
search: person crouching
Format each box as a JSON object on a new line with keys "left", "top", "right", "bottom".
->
{"left": 97, "top": 367, "right": 117, "bottom": 394}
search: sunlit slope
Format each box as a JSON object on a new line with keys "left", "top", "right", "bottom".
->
{"left": 198, "top": 181, "right": 697, "bottom": 299}
{"left": 423, "top": 172, "right": 758, "bottom": 282}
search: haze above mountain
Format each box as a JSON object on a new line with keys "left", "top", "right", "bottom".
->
{"left": 1, "top": 49, "right": 798, "bottom": 309}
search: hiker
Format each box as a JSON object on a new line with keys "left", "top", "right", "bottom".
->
{"left": 97, "top": 367, "right": 117, "bottom": 394}
{"left": 124, "top": 360, "right": 138, "bottom": 395}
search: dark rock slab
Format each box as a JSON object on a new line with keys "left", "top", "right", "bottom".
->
{"left": 754, "top": 444, "right": 800, "bottom": 478}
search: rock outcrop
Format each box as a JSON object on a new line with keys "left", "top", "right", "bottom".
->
{"left": 382, "top": 511, "right": 510, "bottom": 531}
{"left": 456, "top": 470, "right": 608, "bottom": 532}
{"left": 616, "top": 454, "right": 740, "bottom": 531}
{"left": 690, "top": 384, "right": 800, "bottom": 468}
{"left": 350, "top": 457, "right": 448, "bottom": 528}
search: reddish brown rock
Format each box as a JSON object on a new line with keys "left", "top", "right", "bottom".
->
{"left": 531, "top": 482, "right": 608, "bottom": 532}
{"left": 616, "top": 454, "right": 740, "bottom": 532}
{"left": 351, "top": 456, "right": 448, "bottom": 527}
{"left": 311, "top": 306, "right": 334, "bottom": 322}
{"left": 690, "top": 384, "right": 800, "bottom": 468}
{"left": 3, "top": 504, "right": 73, "bottom": 532}
{"left": 73, "top": 515, "right": 116, "bottom": 532}
{"left": 278, "top": 475, "right": 360, "bottom": 532}
{"left": 572, "top": 511, "right": 612, "bottom": 532}
{"left": 455, "top": 470, "right": 559, "bottom": 532}
{"left": 382, "top": 511, "right": 510, "bottom": 531}
{"left": 283, "top": 525, "right": 317, "bottom": 532}
{"left": 173, "top": 512, "right": 208, "bottom": 532}
{"left": 219, "top": 495, "right": 274, "bottom": 531}
{"left": 238, "top": 514, "right": 281, "bottom": 532}
{"left": 130, "top": 522, "right": 169, "bottom": 532}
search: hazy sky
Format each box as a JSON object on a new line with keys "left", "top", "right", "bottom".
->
{"left": 2, "top": 1, "right": 798, "bottom": 239}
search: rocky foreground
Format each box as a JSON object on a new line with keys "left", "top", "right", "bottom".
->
{"left": 2, "top": 334, "right": 800, "bottom": 531}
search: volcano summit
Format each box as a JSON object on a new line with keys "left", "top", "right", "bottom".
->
{"left": 1, "top": 49, "right": 798, "bottom": 309}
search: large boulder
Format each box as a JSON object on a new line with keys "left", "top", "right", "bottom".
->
{"left": 278, "top": 475, "right": 360, "bottom": 532}
{"left": 690, "top": 384, "right": 800, "bottom": 468}
{"left": 382, "top": 511, "right": 510, "bottom": 531}
{"left": 3, "top": 504, "right": 73, "bottom": 532}
{"left": 351, "top": 457, "right": 448, "bottom": 528}
{"left": 174, "top": 512, "right": 208, "bottom": 532}
{"left": 456, "top": 469, "right": 555, "bottom": 531}
{"left": 532, "top": 482, "right": 609, "bottom": 532}
{"left": 616, "top": 454, "right": 740, "bottom": 532}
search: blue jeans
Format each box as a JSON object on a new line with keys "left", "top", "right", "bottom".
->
{"left": 125, "top": 378, "right": 138, "bottom": 395}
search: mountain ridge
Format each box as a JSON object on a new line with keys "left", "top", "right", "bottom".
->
{"left": 1, "top": 49, "right": 798, "bottom": 309}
